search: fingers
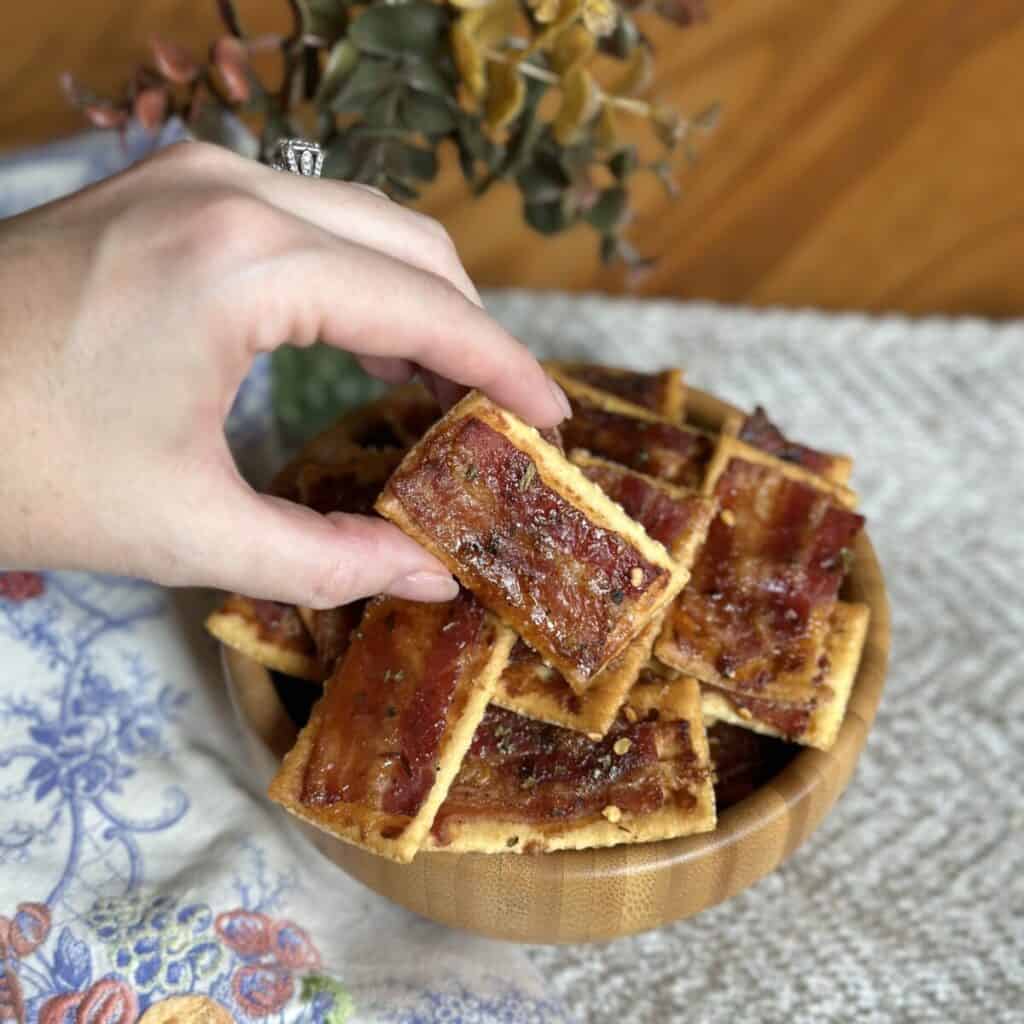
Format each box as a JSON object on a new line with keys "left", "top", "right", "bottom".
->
{"left": 231, "top": 155, "right": 485, "bottom": 308}
{"left": 133, "top": 144, "right": 569, "bottom": 426}
{"left": 356, "top": 355, "right": 416, "bottom": 384}
{"left": 140, "top": 143, "right": 482, "bottom": 309}
{"left": 190, "top": 486, "right": 459, "bottom": 607}
{"left": 239, "top": 237, "right": 571, "bottom": 427}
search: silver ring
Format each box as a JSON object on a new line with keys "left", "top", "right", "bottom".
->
{"left": 271, "top": 138, "right": 324, "bottom": 177}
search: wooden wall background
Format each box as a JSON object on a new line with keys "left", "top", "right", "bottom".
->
{"left": 4, "top": 1, "right": 1023, "bottom": 316}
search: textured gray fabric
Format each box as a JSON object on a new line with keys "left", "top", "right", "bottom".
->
{"left": 484, "top": 293, "right": 1024, "bottom": 1024}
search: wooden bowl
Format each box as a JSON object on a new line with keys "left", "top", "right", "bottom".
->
{"left": 222, "top": 388, "right": 890, "bottom": 944}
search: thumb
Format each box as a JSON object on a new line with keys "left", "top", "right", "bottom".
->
{"left": 189, "top": 487, "right": 459, "bottom": 607}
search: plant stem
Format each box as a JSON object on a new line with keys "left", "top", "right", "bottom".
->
{"left": 482, "top": 48, "right": 654, "bottom": 118}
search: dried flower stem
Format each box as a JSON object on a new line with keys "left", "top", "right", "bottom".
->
{"left": 483, "top": 47, "right": 664, "bottom": 120}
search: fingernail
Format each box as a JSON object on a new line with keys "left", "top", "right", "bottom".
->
{"left": 385, "top": 571, "right": 460, "bottom": 602}
{"left": 547, "top": 376, "right": 573, "bottom": 420}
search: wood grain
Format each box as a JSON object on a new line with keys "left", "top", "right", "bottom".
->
{"left": 6, "top": 1, "right": 1017, "bottom": 314}
{"left": 222, "top": 388, "right": 892, "bottom": 944}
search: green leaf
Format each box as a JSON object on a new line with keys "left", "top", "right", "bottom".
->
{"left": 400, "top": 90, "right": 457, "bottom": 135}
{"left": 316, "top": 39, "right": 360, "bottom": 105}
{"left": 391, "top": 141, "right": 438, "bottom": 181}
{"left": 585, "top": 186, "right": 628, "bottom": 232}
{"left": 524, "top": 197, "right": 572, "bottom": 235}
{"left": 272, "top": 346, "right": 384, "bottom": 447}
{"left": 300, "top": 974, "right": 355, "bottom": 1024}
{"left": 301, "top": 0, "right": 349, "bottom": 43}
{"left": 516, "top": 153, "right": 570, "bottom": 203}
{"left": 385, "top": 175, "right": 420, "bottom": 201}
{"left": 499, "top": 79, "right": 548, "bottom": 179}
{"left": 600, "top": 12, "right": 639, "bottom": 59}
{"left": 363, "top": 87, "right": 401, "bottom": 129}
{"left": 322, "top": 137, "right": 358, "bottom": 179}
{"left": 455, "top": 114, "right": 498, "bottom": 183}
{"left": 457, "top": 114, "right": 498, "bottom": 163}
{"left": 609, "top": 145, "right": 638, "bottom": 180}
{"left": 405, "top": 61, "right": 453, "bottom": 97}
{"left": 329, "top": 57, "right": 396, "bottom": 113}
{"left": 349, "top": 3, "right": 449, "bottom": 58}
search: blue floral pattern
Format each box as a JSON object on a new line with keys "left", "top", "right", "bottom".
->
{"left": 0, "top": 574, "right": 186, "bottom": 897}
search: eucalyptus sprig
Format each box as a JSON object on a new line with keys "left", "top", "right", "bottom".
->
{"left": 66, "top": 0, "right": 716, "bottom": 267}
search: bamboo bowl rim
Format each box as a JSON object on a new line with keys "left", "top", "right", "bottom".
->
{"left": 222, "top": 386, "right": 890, "bottom": 944}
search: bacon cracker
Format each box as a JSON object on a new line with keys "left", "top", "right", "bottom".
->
{"left": 426, "top": 675, "right": 715, "bottom": 853}
{"left": 269, "top": 592, "right": 515, "bottom": 863}
{"left": 376, "top": 392, "right": 690, "bottom": 691}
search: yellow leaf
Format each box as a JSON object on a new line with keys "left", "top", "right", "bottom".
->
{"left": 518, "top": 0, "right": 585, "bottom": 63}
{"left": 464, "top": 0, "right": 522, "bottom": 46}
{"left": 582, "top": 0, "right": 617, "bottom": 37}
{"left": 596, "top": 103, "right": 618, "bottom": 149}
{"left": 448, "top": 0, "right": 497, "bottom": 8}
{"left": 550, "top": 0, "right": 585, "bottom": 32}
{"left": 528, "top": 0, "right": 562, "bottom": 23}
{"left": 553, "top": 65, "right": 600, "bottom": 144}
{"left": 452, "top": 20, "right": 487, "bottom": 100}
{"left": 550, "top": 23, "right": 596, "bottom": 73}
{"left": 485, "top": 60, "right": 526, "bottom": 132}
{"left": 610, "top": 42, "right": 652, "bottom": 96}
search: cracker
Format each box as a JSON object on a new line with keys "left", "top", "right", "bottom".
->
{"left": 568, "top": 451, "right": 717, "bottom": 563}
{"left": 269, "top": 592, "right": 515, "bottom": 863}
{"left": 657, "top": 437, "right": 865, "bottom": 703}
{"left": 548, "top": 370, "right": 714, "bottom": 488}
{"left": 138, "top": 995, "right": 234, "bottom": 1024}
{"left": 702, "top": 434, "right": 858, "bottom": 509}
{"left": 493, "top": 457, "right": 717, "bottom": 735}
{"left": 425, "top": 675, "right": 715, "bottom": 853}
{"left": 376, "top": 391, "right": 690, "bottom": 692}
{"left": 723, "top": 407, "right": 853, "bottom": 485}
{"left": 492, "top": 619, "right": 661, "bottom": 736}
{"left": 267, "top": 383, "right": 439, "bottom": 500}
{"left": 205, "top": 595, "right": 321, "bottom": 680}
{"left": 699, "top": 602, "right": 870, "bottom": 751}
{"left": 545, "top": 361, "right": 686, "bottom": 422}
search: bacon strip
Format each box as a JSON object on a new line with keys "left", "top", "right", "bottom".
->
{"left": 547, "top": 361, "right": 685, "bottom": 421}
{"left": 207, "top": 596, "right": 320, "bottom": 680}
{"left": 269, "top": 591, "right": 515, "bottom": 862}
{"left": 492, "top": 455, "right": 717, "bottom": 734}
{"left": 426, "top": 676, "right": 715, "bottom": 853}
{"left": 656, "top": 450, "right": 864, "bottom": 705}
{"left": 377, "top": 393, "right": 689, "bottom": 691}
{"left": 733, "top": 406, "right": 852, "bottom": 485}
{"left": 551, "top": 374, "right": 713, "bottom": 488}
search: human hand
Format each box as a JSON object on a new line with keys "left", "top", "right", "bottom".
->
{"left": 0, "top": 142, "right": 570, "bottom": 606}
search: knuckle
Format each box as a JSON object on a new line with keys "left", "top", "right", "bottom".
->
{"left": 193, "top": 192, "right": 270, "bottom": 244}
{"left": 306, "top": 556, "right": 357, "bottom": 609}
{"left": 169, "top": 192, "right": 278, "bottom": 267}
{"left": 420, "top": 215, "right": 458, "bottom": 256}
{"left": 155, "top": 139, "right": 234, "bottom": 176}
